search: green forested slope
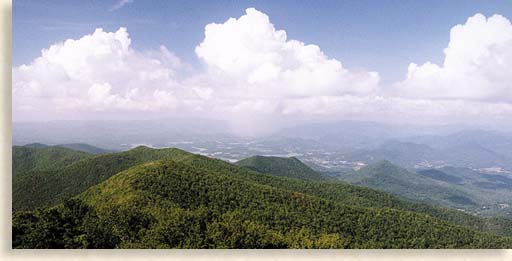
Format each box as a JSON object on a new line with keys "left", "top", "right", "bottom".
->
{"left": 236, "top": 155, "right": 329, "bottom": 181}
{"left": 12, "top": 146, "right": 190, "bottom": 210}
{"left": 162, "top": 152, "right": 512, "bottom": 238}
{"left": 337, "top": 160, "right": 480, "bottom": 207}
{"left": 13, "top": 160, "right": 512, "bottom": 248}
{"left": 12, "top": 146, "right": 512, "bottom": 238}
{"left": 12, "top": 145, "right": 93, "bottom": 176}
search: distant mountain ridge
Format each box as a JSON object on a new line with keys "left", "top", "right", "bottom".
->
{"left": 335, "top": 161, "right": 512, "bottom": 219}
{"left": 235, "top": 155, "right": 330, "bottom": 181}
{"left": 337, "top": 160, "right": 478, "bottom": 207}
{"left": 345, "top": 131, "right": 512, "bottom": 170}
{"left": 23, "top": 143, "right": 50, "bottom": 148}
{"left": 13, "top": 145, "right": 93, "bottom": 176}
{"left": 56, "top": 143, "right": 114, "bottom": 154}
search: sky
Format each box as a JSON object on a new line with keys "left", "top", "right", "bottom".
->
{"left": 12, "top": 0, "right": 512, "bottom": 136}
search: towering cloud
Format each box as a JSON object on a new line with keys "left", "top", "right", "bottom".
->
{"left": 396, "top": 13, "right": 512, "bottom": 102}
{"left": 191, "top": 8, "right": 381, "bottom": 134}
{"left": 195, "top": 8, "right": 379, "bottom": 99}
{"left": 13, "top": 27, "right": 184, "bottom": 120}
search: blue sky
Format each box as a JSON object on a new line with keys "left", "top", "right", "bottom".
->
{"left": 14, "top": 0, "right": 512, "bottom": 85}
{"left": 12, "top": 1, "right": 512, "bottom": 133}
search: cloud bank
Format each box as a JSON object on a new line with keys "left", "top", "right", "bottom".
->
{"left": 12, "top": 9, "right": 512, "bottom": 135}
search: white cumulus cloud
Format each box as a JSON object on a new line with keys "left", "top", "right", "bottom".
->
{"left": 395, "top": 13, "right": 512, "bottom": 102}
{"left": 195, "top": 8, "right": 380, "bottom": 99}
{"left": 13, "top": 27, "right": 187, "bottom": 120}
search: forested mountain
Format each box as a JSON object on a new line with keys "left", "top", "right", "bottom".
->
{"left": 13, "top": 145, "right": 93, "bottom": 176}
{"left": 12, "top": 145, "right": 512, "bottom": 248}
{"left": 56, "top": 143, "right": 113, "bottom": 154}
{"left": 236, "top": 155, "right": 329, "bottom": 181}
{"left": 13, "top": 143, "right": 111, "bottom": 177}
{"left": 335, "top": 161, "right": 512, "bottom": 219}
{"left": 337, "top": 161, "right": 477, "bottom": 207}
{"left": 12, "top": 146, "right": 191, "bottom": 210}
{"left": 429, "top": 167, "right": 512, "bottom": 218}
{"left": 22, "top": 143, "right": 50, "bottom": 148}
{"left": 13, "top": 160, "right": 512, "bottom": 248}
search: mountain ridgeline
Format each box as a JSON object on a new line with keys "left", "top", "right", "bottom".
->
{"left": 335, "top": 160, "right": 512, "bottom": 219}
{"left": 13, "top": 145, "right": 93, "bottom": 176}
{"left": 12, "top": 145, "right": 191, "bottom": 210}
{"left": 55, "top": 143, "right": 114, "bottom": 154}
{"left": 338, "top": 160, "right": 478, "bottom": 207}
{"left": 235, "top": 155, "right": 330, "bottom": 181}
{"left": 12, "top": 145, "right": 512, "bottom": 248}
